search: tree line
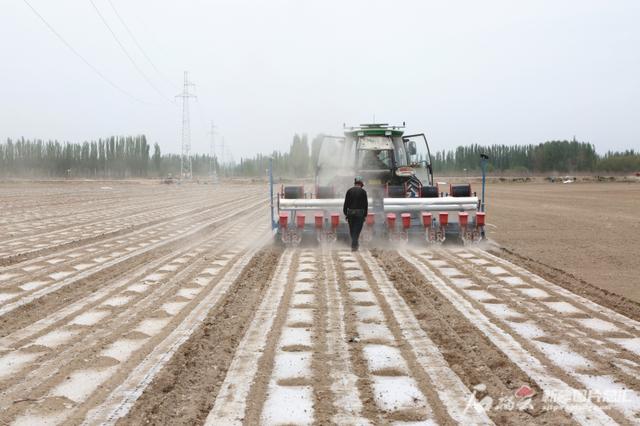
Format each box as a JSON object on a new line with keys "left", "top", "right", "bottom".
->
{"left": 432, "top": 140, "right": 600, "bottom": 174}
{"left": 0, "top": 136, "right": 153, "bottom": 178}
{"left": 235, "top": 137, "right": 639, "bottom": 176}
{"left": 431, "top": 140, "right": 638, "bottom": 174}
{"left": 230, "top": 134, "right": 324, "bottom": 178}
{"left": 1, "top": 136, "right": 638, "bottom": 178}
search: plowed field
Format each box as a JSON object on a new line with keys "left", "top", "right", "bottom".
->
{"left": 1, "top": 181, "right": 638, "bottom": 425}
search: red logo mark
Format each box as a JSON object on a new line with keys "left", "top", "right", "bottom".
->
{"left": 515, "top": 385, "right": 536, "bottom": 399}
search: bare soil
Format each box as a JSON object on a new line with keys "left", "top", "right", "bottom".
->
{"left": 374, "top": 250, "right": 576, "bottom": 425}
{"left": 121, "top": 248, "right": 281, "bottom": 425}
{"left": 3, "top": 180, "right": 639, "bottom": 425}
{"left": 486, "top": 182, "right": 640, "bottom": 303}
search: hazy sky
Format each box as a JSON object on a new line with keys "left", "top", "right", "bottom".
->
{"left": 3, "top": 0, "right": 639, "bottom": 158}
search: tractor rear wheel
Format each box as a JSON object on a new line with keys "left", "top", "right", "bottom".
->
{"left": 406, "top": 175, "right": 422, "bottom": 198}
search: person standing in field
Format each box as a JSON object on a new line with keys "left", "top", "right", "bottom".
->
{"left": 343, "top": 176, "right": 368, "bottom": 251}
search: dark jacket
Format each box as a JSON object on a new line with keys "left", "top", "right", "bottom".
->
{"left": 343, "top": 186, "right": 368, "bottom": 218}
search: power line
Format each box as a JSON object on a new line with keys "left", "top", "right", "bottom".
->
{"left": 87, "top": 0, "right": 174, "bottom": 104}
{"left": 22, "top": 0, "right": 146, "bottom": 103}
{"left": 194, "top": 97, "right": 211, "bottom": 148}
{"left": 105, "top": 0, "right": 177, "bottom": 90}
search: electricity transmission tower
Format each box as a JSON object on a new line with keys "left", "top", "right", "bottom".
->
{"left": 176, "top": 71, "right": 196, "bottom": 180}
{"left": 209, "top": 121, "right": 219, "bottom": 183}
{"left": 218, "top": 136, "right": 228, "bottom": 176}
{"left": 219, "top": 137, "right": 225, "bottom": 165}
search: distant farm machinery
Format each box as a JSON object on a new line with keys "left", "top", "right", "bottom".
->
{"left": 270, "top": 123, "right": 487, "bottom": 246}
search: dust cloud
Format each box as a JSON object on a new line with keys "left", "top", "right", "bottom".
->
{"left": 315, "top": 137, "right": 355, "bottom": 188}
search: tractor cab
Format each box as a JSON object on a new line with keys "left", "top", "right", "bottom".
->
{"left": 277, "top": 122, "right": 483, "bottom": 246}
{"left": 315, "top": 124, "right": 435, "bottom": 198}
{"left": 344, "top": 124, "right": 434, "bottom": 197}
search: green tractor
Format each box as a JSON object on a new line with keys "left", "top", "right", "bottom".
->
{"left": 275, "top": 123, "right": 485, "bottom": 245}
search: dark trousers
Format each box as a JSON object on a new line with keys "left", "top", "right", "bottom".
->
{"left": 347, "top": 216, "right": 364, "bottom": 249}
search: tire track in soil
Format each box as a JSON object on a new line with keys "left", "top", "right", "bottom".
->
{"left": 119, "top": 248, "right": 282, "bottom": 425}
{"left": 374, "top": 249, "right": 575, "bottom": 425}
